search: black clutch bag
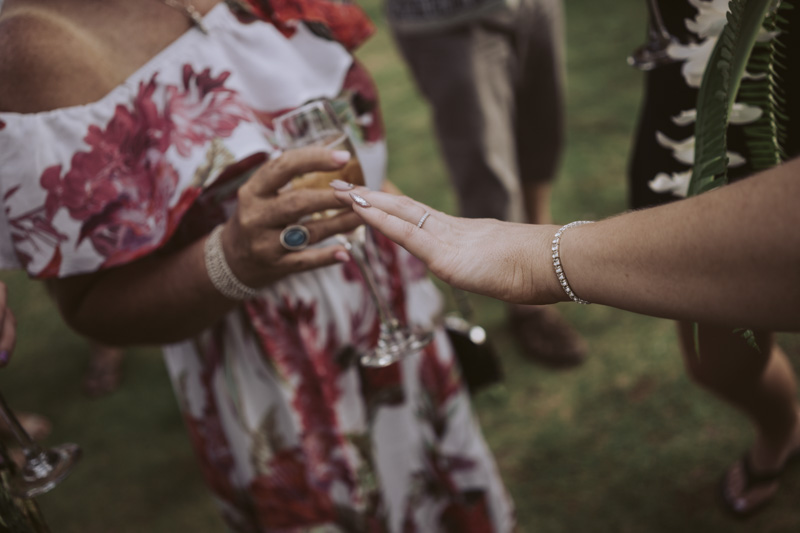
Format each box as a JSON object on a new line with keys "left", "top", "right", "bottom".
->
{"left": 444, "top": 289, "right": 504, "bottom": 395}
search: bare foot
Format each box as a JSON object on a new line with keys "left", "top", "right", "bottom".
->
{"left": 83, "top": 344, "right": 125, "bottom": 398}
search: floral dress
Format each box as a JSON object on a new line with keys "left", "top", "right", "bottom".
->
{"left": 628, "top": 0, "right": 800, "bottom": 209}
{"left": 0, "top": 2, "right": 514, "bottom": 531}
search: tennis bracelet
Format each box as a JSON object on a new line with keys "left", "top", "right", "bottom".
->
{"left": 551, "top": 221, "right": 594, "bottom": 305}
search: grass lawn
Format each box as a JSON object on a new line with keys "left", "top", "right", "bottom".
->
{"left": 1, "top": 0, "right": 799, "bottom": 531}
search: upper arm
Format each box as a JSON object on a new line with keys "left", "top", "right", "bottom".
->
{"left": 0, "top": 9, "right": 111, "bottom": 113}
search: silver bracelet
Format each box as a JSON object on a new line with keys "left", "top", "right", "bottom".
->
{"left": 204, "top": 225, "right": 260, "bottom": 301}
{"left": 551, "top": 221, "right": 594, "bottom": 305}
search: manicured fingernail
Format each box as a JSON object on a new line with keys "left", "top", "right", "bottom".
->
{"left": 330, "top": 179, "right": 355, "bottom": 191}
{"left": 332, "top": 150, "right": 351, "bottom": 164}
{"left": 350, "top": 193, "right": 371, "bottom": 207}
{"left": 334, "top": 250, "right": 350, "bottom": 262}
{"left": 0, "top": 350, "right": 9, "bottom": 367}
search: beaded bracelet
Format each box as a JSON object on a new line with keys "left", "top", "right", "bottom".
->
{"left": 551, "top": 221, "right": 594, "bottom": 305}
{"left": 204, "top": 225, "right": 260, "bottom": 301}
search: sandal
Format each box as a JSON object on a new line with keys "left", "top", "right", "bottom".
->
{"left": 719, "top": 448, "right": 800, "bottom": 518}
{"left": 507, "top": 306, "right": 587, "bottom": 368}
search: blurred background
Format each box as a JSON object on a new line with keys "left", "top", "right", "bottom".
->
{"left": 1, "top": 0, "right": 799, "bottom": 531}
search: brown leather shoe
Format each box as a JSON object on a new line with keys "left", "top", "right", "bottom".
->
{"left": 507, "top": 305, "right": 587, "bottom": 368}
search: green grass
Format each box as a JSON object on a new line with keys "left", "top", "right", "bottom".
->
{"left": 1, "top": 0, "right": 799, "bottom": 531}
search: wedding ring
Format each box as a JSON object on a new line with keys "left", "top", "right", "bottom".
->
{"left": 279, "top": 225, "right": 311, "bottom": 251}
{"left": 416, "top": 211, "right": 431, "bottom": 229}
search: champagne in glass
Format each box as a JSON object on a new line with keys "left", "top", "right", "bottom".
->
{"left": 274, "top": 99, "right": 432, "bottom": 367}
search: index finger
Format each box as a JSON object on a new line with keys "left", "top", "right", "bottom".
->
{"left": 336, "top": 189, "right": 444, "bottom": 266}
{"left": 245, "top": 147, "right": 352, "bottom": 197}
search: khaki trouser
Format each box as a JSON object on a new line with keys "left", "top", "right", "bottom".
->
{"left": 391, "top": 0, "right": 565, "bottom": 222}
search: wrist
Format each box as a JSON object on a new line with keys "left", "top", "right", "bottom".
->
{"left": 550, "top": 221, "right": 594, "bottom": 305}
{"left": 205, "top": 225, "right": 260, "bottom": 301}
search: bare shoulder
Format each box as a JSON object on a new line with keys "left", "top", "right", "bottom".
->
{"left": 0, "top": 8, "right": 111, "bottom": 113}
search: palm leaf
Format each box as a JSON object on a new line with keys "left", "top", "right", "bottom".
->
{"left": 687, "top": 0, "right": 776, "bottom": 196}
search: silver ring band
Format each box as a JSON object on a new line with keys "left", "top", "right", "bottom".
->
{"left": 279, "top": 225, "right": 311, "bottom": 251}
{"left": 417, "top": 211, "right": 431, "bottom": 229}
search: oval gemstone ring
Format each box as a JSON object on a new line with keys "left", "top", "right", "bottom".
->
{"left": 279, "top": 225, "right": 311, "bottom": 251}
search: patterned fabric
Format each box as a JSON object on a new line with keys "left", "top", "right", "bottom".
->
{"left": 628, "top": 0, "right": 800, "bottom": 209}
{"left": 0, "top": 4, "right": 514, "bottom": 532}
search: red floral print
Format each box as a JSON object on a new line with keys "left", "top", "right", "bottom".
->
{"left": 181, "top": 326, "right": 243, "bottom": 510}
{"left": 249, "top": 449, "right": 336, "bottom": 528}
{"left": 341, "top": 61, "right": 385, "bottom": 143}
{"left": 246, "top": 295, "right": 358, "bottom": 503}
{"left": 26, "top": 66, "right": 251, "bottom": 272}
{"left": 440, "top": 490, "right": 495, "bottom": 533}
{"left": 237, "top": 0, "right": 374, "bottom": 51}
{"left": 166, "top": 66, "right": 253, "bottom": 157}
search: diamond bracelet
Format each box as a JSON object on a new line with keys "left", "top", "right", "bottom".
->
{"left": 204, "top": 225, "right": 261, "bottom": 301}
{"left": 551, "top": 221, "right": 594, "bottom": 305}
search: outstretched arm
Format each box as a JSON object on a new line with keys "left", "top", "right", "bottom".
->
{"left": 332, "top": 158, "right": 800, "bottom": 331}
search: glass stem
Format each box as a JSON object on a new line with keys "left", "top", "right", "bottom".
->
{"left": 345, "top": 231, "right": 401, "bottom": 333}
{"left": 0, "top": 392, "right": 40, "bottom": 459}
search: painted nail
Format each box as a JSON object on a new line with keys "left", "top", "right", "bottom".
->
{"left": 329, "top": 179, "right": 355, "bottom": 191}
{"left": 334, "top": 250, "right": 350, "bottom": 263}
{"left": 0, "top": 350, "right": 9, "bottom": 367}
{"left": 350, "top": 193, "right": 371, "bottom": 207}
{"left": 331, "top": 150, "right": 351, "bottom": 164}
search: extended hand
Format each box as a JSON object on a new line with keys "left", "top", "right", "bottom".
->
{"left": 333, "top": 186, "right": 566, "bottom": 305}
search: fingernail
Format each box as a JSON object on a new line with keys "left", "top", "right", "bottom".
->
{"left": 270, "top": 149, "right": 283, "bottom": 160}
{"left": 0, "top": 350, "right": 9, "bottom": 367}
{"left": 330, "top": 179, "right": 355, "bottom": 191}
{"left": 334, "top": 250, "right": 350, "bottom": 263}
{"left": 332, "top": 150, "right": 351, "bottom": 164}
{"left": 350, "top": 193, "right": 371, "bottom": 207}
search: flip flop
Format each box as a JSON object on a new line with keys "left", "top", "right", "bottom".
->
{"left": 719, "top": 448, "right": 800, "bottom": 518}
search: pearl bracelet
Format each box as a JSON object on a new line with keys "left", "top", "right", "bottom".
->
{"left": 551, "top": 221, "right": 594, "bottom": 305}
{"left": 204, "top": 225, "right": 260, "bottom": 301}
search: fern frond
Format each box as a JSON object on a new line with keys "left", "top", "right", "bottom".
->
{"left": 739, "top": 0, "right": 794, "bottom": 171}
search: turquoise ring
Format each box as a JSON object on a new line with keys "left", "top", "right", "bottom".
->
{"left": 279, "top": 225, "right": 311, "bottom": 251}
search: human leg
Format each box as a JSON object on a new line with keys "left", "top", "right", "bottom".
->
{"left": 505, "top": 0, "right": 586, "bottom": 366}
{"left": 515, "top": 0, "right": 565, "bottom": 226}
{"left": 83, "top": 342, "right": 124, "bottom": 397}
{"left": 678, "top": 322, "right": 800, "bottom": 516}
{"left": 391, "top": 21, "right": 524, "bottom": 222}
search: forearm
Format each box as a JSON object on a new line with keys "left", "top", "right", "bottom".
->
{"left": 48, "top": 236, "right": 238, "bottom": 346}
{"left": 560, "top": 159, "right": 800, "bottom": 330}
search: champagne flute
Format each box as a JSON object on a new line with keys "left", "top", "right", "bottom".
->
{"left": 627, "top": 0, "right": 680, "bottom": 71}
{"left": 0, "top": 390, "right": 81, "bottom": 498}
{"left": 273, "top": 99, "right": 432, "bottom": 367}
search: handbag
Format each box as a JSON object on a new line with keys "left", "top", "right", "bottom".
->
{"left": 444, "top": 289, "right": 504, "bottom": 395}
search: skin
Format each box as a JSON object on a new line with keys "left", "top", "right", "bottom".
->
{"left": 332, "top": 158, "right": 800, "bottom": 331}
{"left": 0, "top": 0, "right": 363, "bottom": 345}
{"left": 333, "top": 158, "right": 800, "bottom": 513}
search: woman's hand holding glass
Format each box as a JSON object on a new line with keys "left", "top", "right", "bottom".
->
{"left": 218, "top": 147, "right": 363, "bottom": 290}
{"left": 273, "top": 100, "right": 433, "bottom": 367}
